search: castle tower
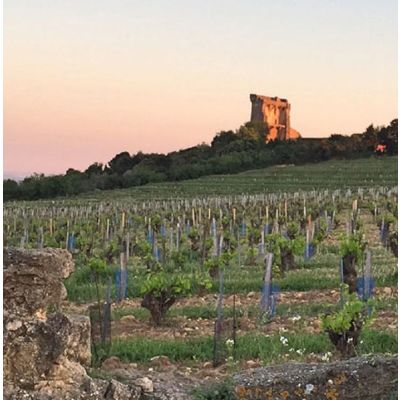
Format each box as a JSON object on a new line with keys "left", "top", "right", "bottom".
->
{"left": 250, "top": 94, "right": 300, "bottom": 141}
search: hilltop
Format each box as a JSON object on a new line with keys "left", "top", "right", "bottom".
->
{"left": 4, "top": 119, "right": 397, "bottom": 201}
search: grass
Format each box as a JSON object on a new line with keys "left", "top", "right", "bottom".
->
{"left": 107, "top": 329, "right": 397, "bottom": 364}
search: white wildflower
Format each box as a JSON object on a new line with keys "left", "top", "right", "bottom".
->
{"left": 279, "top": 336, "right": 289, "bottom": 346}
{"left": 305, "top": 384, "right": 314, "bottom": 395}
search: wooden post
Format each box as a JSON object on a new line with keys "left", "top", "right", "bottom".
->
{"left": 121, "top": 212, "right": 125, "bottom": 233}
{"left": 106, "top": 219, "right": 110, "bottom": 241}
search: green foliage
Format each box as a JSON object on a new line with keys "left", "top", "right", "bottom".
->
{"left": 286, "top": 222, "right": 300, "bottom": 239}
{"left": 192, "top": 379, "right": 235, "bottom": 400}
{"left": 381, "top": 212, "right": 396, "bottom": 226}
{"left": 88, "top": 257, "right": 114, "bottom": 283}
{"left": 140, "top": 271, "right": 192, "bottom": 297}
{"left": 265, "top": 233, "right": 305, "bottom": 269}
{"left": 339, "top": 233, "right": 366, "bottom": 262}
{"left": 193, "top": 271, "right": 213, "bottom": 293}
{"left": 171, "top": 247, "right": 190, "bottom": 268}
{"left": 322, "top": 290, "right": 373, "bottom": 334}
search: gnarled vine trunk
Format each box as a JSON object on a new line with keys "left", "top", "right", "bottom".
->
{"left": 280, "top": 249, "right": 295, "bottom": 274}
{"left": 342, "top": 253, "right": 357, "bottom": 293}
{"left": 141, "top": 292, "right": 176, "bottom": 326}
{"left": 327, "top": 319, "right": 363, "bottom": 358}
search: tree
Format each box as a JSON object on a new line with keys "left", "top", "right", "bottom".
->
{"left": 211, "top": 130, "right": 238, "bottom": 150}
{"left": 85, "top": 162, "right": 104, "bottom": 177}
{"left": 237, "top": 121, "right": 268, "bottom": 143}
{"left": 108, "top": 152, "right": 134, "bottom": 175}
{"left": 4, "top": 179, "right": 20, "bottom": 201}
{"left": 362, "top": 124, "right": 379, "bottom": 150}
{"left": 378, "top": 119, "right": 398, "bottom": 155}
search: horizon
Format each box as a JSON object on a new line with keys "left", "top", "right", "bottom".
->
{"left": 3, "top": 117, "right": 396, "bottom": 181}
{"left": 4, "top": 0, "right": 397, "bottom": 177}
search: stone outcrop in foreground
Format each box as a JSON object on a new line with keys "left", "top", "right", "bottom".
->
{"left": 234, "top": 355, "right": 398, "bottom": 399}
{"left": 3, "top": 248, "right": 153, "bottom": 400}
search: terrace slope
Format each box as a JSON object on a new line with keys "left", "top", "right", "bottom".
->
{"left": 76, "top": 156, "right": 397, "bottom": 201}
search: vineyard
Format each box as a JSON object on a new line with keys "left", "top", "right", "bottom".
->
{"left": 3, "top": 156, "right": 398, "bottom": 395}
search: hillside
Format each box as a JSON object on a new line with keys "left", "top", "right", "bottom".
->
{"left": 75, "top": 156, "right": 398, "bottom": 201}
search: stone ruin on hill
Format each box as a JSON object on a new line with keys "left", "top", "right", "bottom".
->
{"left": 250, "top": 94, "right": 301, "bottom": 141}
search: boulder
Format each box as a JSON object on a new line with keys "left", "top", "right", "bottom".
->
{"left": 4, "top": 248, "right": 74, "bottom": 319}
{"left": 4, "top": 248, "right": 92, "bottom": 394}
{"left": 104, "top": 379, "right": 142, "bottom": 400}
{"left": 2, "top": 247, "right": 199, "bottom": 399}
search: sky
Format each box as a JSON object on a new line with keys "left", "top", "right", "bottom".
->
{"left": 4, "top": 0, "right": 398, "bottom": 178}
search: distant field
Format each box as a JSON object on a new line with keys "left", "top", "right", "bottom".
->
{"left": 79, "top": 156, "right": 397, "bottom": 201}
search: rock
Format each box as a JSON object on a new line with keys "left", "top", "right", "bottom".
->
{"left": 101, "top": 356, "right": 126, "bottom": 371}
{"left": 234, "top": 355, "right": 397, "bottom": 400}
{"left": 120, "top": 315, "right": 136, "bottom": 323}
{"left": 3, "top": 248, "right": 93, "bottom": 399}
{"left": 64, "top": 314, "right": 91, "bottom": 366}
{"left": 104, "top": 379, "right": 141, "bottom": 400}
{"left": 35, "top": 357, "right": 88, "bottom": 392}
{"left": 6, "top": 320, "right": 22, "bottom": 331}
{"left": 247, "top": 291, "right": 256, "bottom": 298}
{"left": 202, "top": 362, "right": 213, "bottom": 369}
{"left": 134, "top": 377, "right": 154, "bottom": 393}
{"left": 150, "top": 355, "right": 171, "bottom": 367}
{"left": 4, "top": 248, "right": 74, "bottom": 318}
{"left": 312, "top": 319, "right": 321, "bottom": 331}
{"left": 245, "top": 360, "right": 260, "bottom": 369}
{"left": 4, "top": 311, "right": 91, "bottom": 389}
{"left": 382, "top": 287, "right": 393, "bottom": 296}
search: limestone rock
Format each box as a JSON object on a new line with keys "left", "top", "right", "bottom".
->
{"left": 3, "top": 248, "right": 92, "bottom": 398}
{"left": 135, "top": 377, "right": 154, "bottom": 393}
{"left": 104, "top": 379, "right": 141, "bottom": 400}
{"left": 65, "top": 314, "right": 92, "bottom": 366}
{"left": 101, "top": 356, "right": 126, "bottom": 371}
{"left": 245, "top": 360, "right": 260, "bottom": 369}
{"left": 150, "top": 355, "right": 171, "bottom": 367}
{"left": 4, "top": 247, "right": 74, "bottom": 318}
{"left": 120, "top": 315, "right": 136, "bottom": 323}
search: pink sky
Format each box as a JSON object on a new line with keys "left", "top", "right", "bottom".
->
{"left": 4, "top": 1, "right": 397, "bottom": 178}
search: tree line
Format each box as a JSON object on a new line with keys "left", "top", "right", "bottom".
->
{"left": 4, "top": 119, "right": 397, "bottom": 201}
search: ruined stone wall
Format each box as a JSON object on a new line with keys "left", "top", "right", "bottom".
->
{"left": 234, "top": 355, "right": 398, "bottom": 399}
{"left": 250, "top": 94, "right": 300, "bottom": 141}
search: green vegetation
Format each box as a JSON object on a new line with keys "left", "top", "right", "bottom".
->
{"left": 4, "top": 119, "right": 397, "bottom": 201}
{"left": 4, "top": 156, "right": 397, "bottom": 371}
{"left": 110, "top": 297, "right": 397, "bottom": 322}
{"left": 192, "top": 379, "right": 235, "bottom": 400}
{"left": 107, "top": 330, "right": 396, "bottom": 364}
